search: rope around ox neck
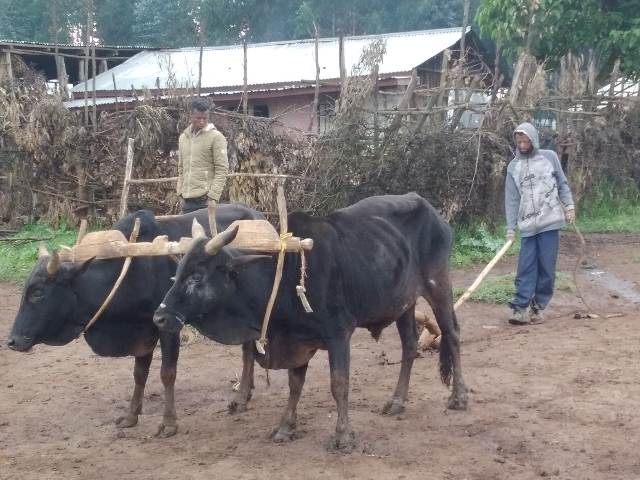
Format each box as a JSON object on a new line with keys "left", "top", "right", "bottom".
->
{"left": 76, "top": 218, "right": 140, "bottom": 339}
{"left": 255, "top": 232, "right": 292, "bottom": 354}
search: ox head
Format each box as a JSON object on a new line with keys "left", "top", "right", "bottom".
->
{"left": 6, "top": 245, "right": 94, "bottom": 351}
{"left": 153, "top": 225, "right": 270, "bottom": 344}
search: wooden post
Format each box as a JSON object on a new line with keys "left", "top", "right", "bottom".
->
{"left": 277, "top": 184, "right": 287, "bottom": 235}
{"left": 255, "top": 183, "right": 289, "bottom": 354}
{"left": 308, "top": 24, "right": 320, "bottom": 133}
{"left": 76, "top": 219, "right": 88, "bottom": 245}
{"left": 372, "top": 63, "right": 379, "bottom": 151}
{"left": 491, "top": 31, "right": 502, "bottom": 105}
{"left": 208, "top": 202, "right": 217, "bottom": 237}
{"left": 119, "top": 138, "right": 134, "bottom": 218}
{"left": 198, "top": 17, "right": 204, "bottom": 95}
{"left": 455, "top": 0, "right": 470, "bottom": 105}
{"left": 83, "top": 2, "right": 90, "bottom": 127}
{"left": 0, "top": 52, "right": 13, "bottom": 87}
{"left": 90, "top": 0, "right": 97, "bottom": 135}
{"left": 337, "top": 32, "right": 346, "bottom": 113}
{"left": 242, "top": 39, "right": 248, "bottom": 115}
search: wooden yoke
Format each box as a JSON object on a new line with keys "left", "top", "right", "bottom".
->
{"left": 57, "top": 217, "right": 313, "bottom": 263}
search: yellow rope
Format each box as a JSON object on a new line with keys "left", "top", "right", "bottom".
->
{"left": 255, "top": 232, "right": 292, "bottom": 354}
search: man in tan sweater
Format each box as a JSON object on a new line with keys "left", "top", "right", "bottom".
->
{"left": 177, "top": 97, "right": 229, "bottom": 213}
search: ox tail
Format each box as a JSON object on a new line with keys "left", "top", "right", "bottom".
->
{"left": 437, "top": 313, "right": 459, "bottom": 388}
{"left": 439, "top": 340, "right": 454, "bottom": 387}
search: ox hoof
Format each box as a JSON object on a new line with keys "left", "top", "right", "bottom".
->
{"left": 115, "top": 415, "right": 138, "bottom": 429}
{"left": 447, "top": 391, "right": 469, "bottom": 410}
{"left": 382, "top": 399, "right": 405, "bottom": 415}
{"left": 329, "top": 429, "right": 356, "bottom": 453}
{"left": 155, "top": 423, "right": 178, "bottom": 438}
{"left": 228, "top": 400, "right": 249, "bottom": 415}
{"left": 268, "top": 425, "right": 296, "bottom": 443}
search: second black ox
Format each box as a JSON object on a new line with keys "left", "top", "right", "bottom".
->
{"left": 153, "top": 193, "right": 468, "bottom": 451}
{"left": 7, "top": 203, "right": 262, "bottom": 437}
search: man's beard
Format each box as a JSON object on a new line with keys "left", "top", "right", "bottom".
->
{"left": 518, "top": 147, "right": 533, "bottom": 156}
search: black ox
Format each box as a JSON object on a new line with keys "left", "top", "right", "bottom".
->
{"left": 154, "top": 193, "right": 468, "bottom": 451}
{"left": 6, "top": 203, "right": 262, "bottom": 437}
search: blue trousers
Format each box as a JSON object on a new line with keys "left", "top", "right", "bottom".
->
{"left": 509, "top": 229, "right": 559, "bottom": 310}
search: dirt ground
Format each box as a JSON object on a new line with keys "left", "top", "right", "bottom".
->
{"left": 1, "top": 231, "right": 640, "bottom": 480}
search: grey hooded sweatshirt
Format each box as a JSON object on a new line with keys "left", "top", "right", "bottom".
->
{"left": 505, "top": 123, "right": 574, "bottom": 238}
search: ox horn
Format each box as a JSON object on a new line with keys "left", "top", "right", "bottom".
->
{"left": 191, "top": 218, "right": 206, "bottom": 239}
{"left": 46, "top": 249, "right": 61, "bottom": 275}
{"left": 38, "top": 242, "right": 50, "bottom": 259}
{"left": 204, "top": 226, "right": 239, "bottom": 256}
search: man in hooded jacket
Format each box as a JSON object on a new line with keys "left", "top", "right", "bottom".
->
{"left": 505, "top": 122, "right": 575, "bottom": 325}
{"left": 177, "top": 97, "right": 229, "bottom": 213}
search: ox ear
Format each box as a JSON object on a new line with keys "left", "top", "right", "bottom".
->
{"left": 60, "top": 257, "right": 95, "bottom": 282}
{"left": 218, "top": 254, "right": 271, "bottom": 274}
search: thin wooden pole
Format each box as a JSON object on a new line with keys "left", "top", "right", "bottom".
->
{"left": 454, "top": 239, "right": 514, "bottom": 310}
{"left": 83, "top": 1, "right": 90, "bottom": 127}
{"left": 242, "top": 39, "right": 248, "bottom": 115}
{"left": 119, "top": 138, "right": 134, "bottom": 218}
{"left": 337, "top": 32, "right": 346, "bottom": 113}
{"left": 90, "top": 0, "right": 97, "bottom": 134}
{"left": 308, "top": 24, "right": 320, "bottom": 132}
{"left": 198, "top": 18, "right": 204, "bottom": 95}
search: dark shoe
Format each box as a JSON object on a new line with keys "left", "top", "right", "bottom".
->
{"left": 508, "top": 306, "right": 528, "bottom": 325}
{"left": 529, "top": 306, "right": 544, "bottom": 324}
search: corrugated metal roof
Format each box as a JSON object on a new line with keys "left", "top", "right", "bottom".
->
{"left": 72, "top": 28, "right": 468, "bottom": 94}
{"left": 63, "top": 96, "right": 137, "bottom": 109}
{"left": 0, "top": 39, "right": 151, "bottom": 49}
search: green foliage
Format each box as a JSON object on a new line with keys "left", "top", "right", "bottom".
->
{"left": 0, "top": 0, "right": 87, "bottom": 43}
{"left": 94, "top": 0, "right": 138, "bottom": 46}
{"left": 0, "top": 0, "right": 481, "bottom": 48}
{"left": 576, "top": 177, "right": 640, "bottom": 233}
{"left": 0, "top": 222, "right": 77, "bottom": 285}
{"left": 133, "top": 0, "right": 201, "bottom": 47}
{"left": 475, "top": 0, "right": 640, "bottom": 78}
{"left": 451, "top": 225, "right": 519, "bottom": 268}
{"left": 453, "top": 271, "right": 571, "bottom": 304}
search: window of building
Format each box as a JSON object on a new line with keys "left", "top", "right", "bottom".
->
{"left": 253, "top": 105, "right": 269, "bottom": 118}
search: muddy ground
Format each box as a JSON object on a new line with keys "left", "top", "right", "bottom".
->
{"left": 0, "top": 232, "right": 639, "bottom": 480}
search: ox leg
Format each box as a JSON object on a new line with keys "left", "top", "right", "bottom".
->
{"left": 269, "top": 363, "right": 308, "bottom": 442}
{"left": 383, "top": 308, "right": 419, "bottom": 415}
{"left": 229, "top": 342, "right": 255, "bottom": 414}
{"left": 327, "top": 338, "right": 355, "bottom": 452}
{"left": 155, "top": 331, "right": 180, "bottom": 438}
{"left": 116, "top": 352, "right": 153, "bottom": 429}
{"left": 425, "top": 272, "right": 468, "bottom": 410}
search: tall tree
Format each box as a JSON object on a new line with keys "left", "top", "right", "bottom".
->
{"left": 94, "top": 0, "right": 137, "bottom": 45}
{"left": 133, "top": 0, "right": 200, "bottom": 47}
{"left": 475, "top": 0, "right": 640, "bottom": 79}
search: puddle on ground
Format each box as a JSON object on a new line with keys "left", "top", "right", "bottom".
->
{"left": 582, "top": 270, "right": 640, "bottom": 304}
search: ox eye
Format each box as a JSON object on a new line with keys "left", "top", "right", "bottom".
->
{"left": 189, "top": 272, "right": 203, "bottom": 283}
{"left": 30, "top": 288, "right": 44, "bottom": 300}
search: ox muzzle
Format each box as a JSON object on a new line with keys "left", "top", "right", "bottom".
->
{"left": 153, "top": 303, "right": 186, "bottom": 333}
{"left": 6, "top": 334, "right": 34, "bottom": 352}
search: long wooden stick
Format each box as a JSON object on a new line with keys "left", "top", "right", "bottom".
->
{"left": 453, "top": 238, "right": 514, "bottom": 310}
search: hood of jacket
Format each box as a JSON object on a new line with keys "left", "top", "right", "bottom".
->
{"left": 514, "top": 122, "right": 539, "bottom": 159}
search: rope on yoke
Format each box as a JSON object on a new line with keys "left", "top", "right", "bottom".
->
{"left": 77, "top": 218, "right": 141, "bottom": 339}
{"left": 296, "top": 248, "right": 313, "bottom": 313}
{"left": 256, "top": 232, "right": 291, "bottom": 354}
